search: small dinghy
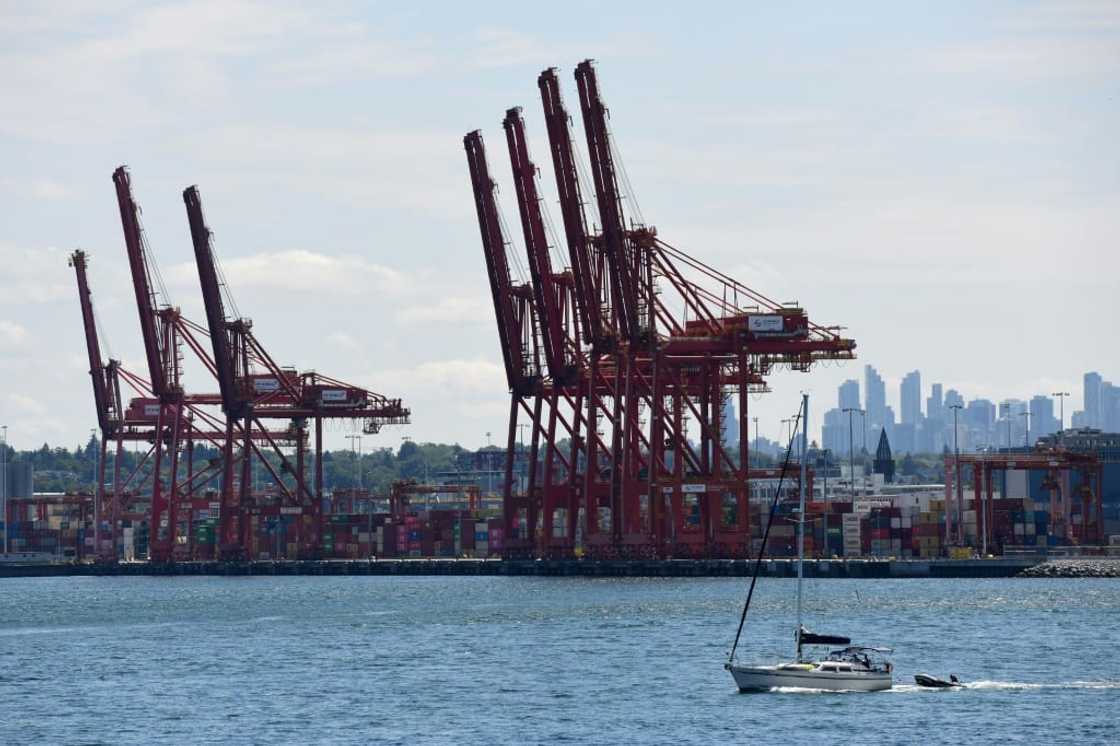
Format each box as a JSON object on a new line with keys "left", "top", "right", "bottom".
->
{"left": 915, "top": 674, "right": 963, "bottom": 688}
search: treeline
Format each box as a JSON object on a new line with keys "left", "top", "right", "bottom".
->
{"left": 1, "top": 437, "right": 500, "bottom": 495}
{"left": 1, "top": 438, "right": 945, "bottom": 495}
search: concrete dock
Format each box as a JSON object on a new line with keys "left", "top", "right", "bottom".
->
{"left": 0, "top": 557, "right": 1043, "bottom": 579}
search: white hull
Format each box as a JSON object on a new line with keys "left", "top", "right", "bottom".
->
{"left": 728, "top": 664, "right": 892, "bottom": 692}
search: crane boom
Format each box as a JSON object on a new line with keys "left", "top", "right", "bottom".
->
{"left": 502, "top": 107, "right": 577, "bottom": 385}
{"left": 538, "top": 67, "right": 605, "bottom": 350}
{"left": 464, "top": 129, "right": 540, "bottom": 395}
{"left": 69, "top": 250, "right": 119, "bottom": 434}
{"left": 184, "top": 185, "right": 245, "bottom": 419}
{"left": 574, "top": 60, "right": 642, "bottom": 344}
{"left": 113, "top": 166, "right": 170, "bottom": 396}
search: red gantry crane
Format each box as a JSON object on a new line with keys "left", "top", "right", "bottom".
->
{"left": 468, "top": 62, "right": 855, "bottom": 560}
{"left": 185, "top": 183, "right": 410, "bottom": 559}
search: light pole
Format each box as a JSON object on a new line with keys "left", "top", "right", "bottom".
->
{"left": 842, "top": 407, "right": 862, "bottom": 496}
{"left": 781, "top": 419, "right": 793, "bottom": 449}
{"left": 1, "top": 424, "right": 7, "bottom": 555}
{"left": 1052, "top": 391, "right": 1069, "bottom": 433}
{"left": 949, "top": 404, "right": 967, "bottom": 551}
{"left": 91, "top": 427, "right": 99, "bottom": 559}
{"left": 346, "top": 434, "right": 362, "bottom": 490}
{"left": 752, "top": 417, "right": 759, "bottom": 458}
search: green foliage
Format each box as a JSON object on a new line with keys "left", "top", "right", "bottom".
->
{"left": 7, "top": 438, "right": 477, "bottom": 495}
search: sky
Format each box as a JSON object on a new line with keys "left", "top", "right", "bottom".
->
{"left": 0, "top": 0, "right": 1116, "bottom": 451}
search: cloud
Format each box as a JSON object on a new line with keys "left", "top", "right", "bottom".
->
{"left": 326, "top": 331, "right": 361, "bottom": 352}
{"left": 181, "top": 124, "right": 471, "bottom": 220}
{"left": 469, "top": 26, "right": 655, "bottom": 70}
{"left": 0, "top": 320, "right": 28, "bottom": 346}
{"left": 4, "top": 392, "right": 47, "bottom": 416}
{"left": 396, "top": 295, "right": 492, "bottom": 324}
{"left": 166, "top": 249, "right": 406, "bottom": 295}
{"left": 923, "top": 37, "right": 1120, "bottom": 78}
{"left": 374, "top": 358, "right": 506, "bottom": 399}
{"left": 1002, "top": 1, "right": 1120, "bottom": 33}
{"left": 0, "top": 244, "right": 75, "bottom": 305}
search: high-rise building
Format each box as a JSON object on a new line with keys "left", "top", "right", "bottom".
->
{"left": 865, "top": 365, "right": 886, "bottom": 427}
{"left": 822, "top": 408, "right": 849, "bottom": 455}
{"left": 966, "top": 399, "right": 995, "bottom": 429}
{"left": 945, "top": 389, "right": 964, "bottom": 410}
{"left": 1029, "top": 395, "right": 1057, "bottom": 443}
{"left": 1101, "top": 382, "right": 1120, "bottom": 433}
{"left": 966, "top": 398, "right": 996, "bottom": 449}
{"left": 927, "top": 383, "right": 943, "bottom": 423}
{"left": 1085, "top": 372, "right": 1102, "bottom": 428}
{"left": 901, "top": 371, "right": 922, "bottom": 425}
{"left": 721, "top": 396, "right": 739, "bottom": 451}
{"left": 839, "top": 379, "right": 860, "bottom": 411}
{"left": 893, "top": 422, "right": 916, "bottom": 454}
{"left": 999, "top": 399, "right": 1028, "bottom": 448}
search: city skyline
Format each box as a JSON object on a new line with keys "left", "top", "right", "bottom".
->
{"left": 0, "top": 2, "right": 1115, "bottom": 452}
{"left": 816, "top": 364, "right": 1114, "bottom": 457}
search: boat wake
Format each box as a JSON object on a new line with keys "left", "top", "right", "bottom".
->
{"left": 761, "top": 680, "right": 1120, "bottom": 695}
{"left": 964, "top": 680, "right": 1120, "bottom": 691}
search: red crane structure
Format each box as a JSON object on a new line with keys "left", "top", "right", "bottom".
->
{"left": 945, "top": 450, "right": 1104, "bottom": 550}
{"left": 114, "top": 165, "right": 235, "bottom": 561}
{"left": 71, "top": 248, "right": 275, "bottom": 560}
{"left": 105, "top": 167, "right": 409, "bottom": 562}
{"left": 69, "top": 249, "right": 152, "bottom": 559}
{"left": 184, "top": 183, "right": 409, "bottom": 559}
{"left": 467, "top": 62, "right": 856, "bottom": 560}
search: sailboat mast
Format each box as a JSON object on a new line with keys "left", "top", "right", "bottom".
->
{"left": 796, "top": 393, "right": 808, "bottom": 660}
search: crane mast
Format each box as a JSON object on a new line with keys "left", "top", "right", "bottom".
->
{"left": 184, "top": 186, "right": 247, "bottom": 420}
{"left": 539, "top": 67, "right": 606, "bottom": 350}
{"left": 464, "top": 129, "right": 540, "bottom": 396}
{"left": 574, "top": 60, "right": 643, "bottom": 345}
{"left": 69, "top": 250, "right": 120, "bottom": 434}
{"left": 113, "top": 166, "right": 175, "bottom": 397}
{"left": 502, "top": 107, "right": 578, "bottom": 385}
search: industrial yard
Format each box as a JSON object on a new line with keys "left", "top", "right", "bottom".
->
{"left": 1, "top": 61, "right": 1115, "bottom": 571}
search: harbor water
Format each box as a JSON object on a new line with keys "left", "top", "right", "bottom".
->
{"left": 1, "top": 576, "right": 1117, "bottom": 744}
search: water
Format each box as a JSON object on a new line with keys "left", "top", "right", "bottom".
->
{"left": 1, "top": 576, "right": 1117, "bottom": 744}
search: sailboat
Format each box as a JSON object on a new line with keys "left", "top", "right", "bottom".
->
{"left": 725, "top": 393, "right": 893, "bottom": 692}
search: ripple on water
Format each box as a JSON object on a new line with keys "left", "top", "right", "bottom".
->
{"left": 1, "top": 576, "right": 1118, "bottom": 745}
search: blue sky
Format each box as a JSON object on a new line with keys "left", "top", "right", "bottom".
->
{"left": 0, "top": 1, "right": 1116, "bottom": 450}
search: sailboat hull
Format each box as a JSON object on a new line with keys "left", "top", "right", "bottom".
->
{"left": 728, "top": 664, "right": 892, "bottom": 692}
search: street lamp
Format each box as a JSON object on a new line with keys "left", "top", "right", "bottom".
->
{"left": 1052, "top": 392, "right": 1070, "bottom": 433}
{"left": 1, "top": 424, "right": 7, "bottom": 555}
{"left": 346, "top": 434, "right": 362, "bottom": 490}
{"left": 91, "top": 427, "right": 99, "bottom": 558}
{"left": 842, "top": 407, "right": 863, "bottom": 496}
{"left": 949, "top": 404, "right": 969, "bottom": 551}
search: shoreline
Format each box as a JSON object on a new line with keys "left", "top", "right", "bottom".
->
{"left": 0, "top": 557, "right": 1070, "bottom": 579}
